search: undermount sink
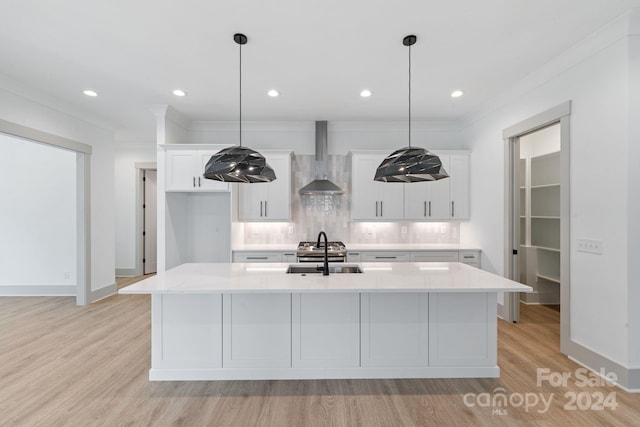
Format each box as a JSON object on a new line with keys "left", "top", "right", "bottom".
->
{"left": 286, "top": 264, "right": 363, "bottom": 274}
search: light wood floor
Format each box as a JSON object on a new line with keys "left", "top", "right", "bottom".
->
{"left": 1, "top": 278, "right": 638, "bottom": 427}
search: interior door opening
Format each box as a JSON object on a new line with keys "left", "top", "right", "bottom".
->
{"left": 516, "top": 124, "right": 561, "bottom": 311}
{"left": 143, "top": 169, "right": 157, "bottom": 275}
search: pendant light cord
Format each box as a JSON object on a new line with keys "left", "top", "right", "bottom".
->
{"left": 239, "top": 41, "right": 242, "bottom": 147}
{"left": 408, "top": 43, "right": 412, "bottom": 148}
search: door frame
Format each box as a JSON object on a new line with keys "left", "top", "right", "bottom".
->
{"left": 135, "top": 162, "right": 157, "bottom": 277}
{"left": 0, "top": 118, "right": 92, "bottom": 305}
{"left": 501, "top": 101, "right": 571, "bottom": 353}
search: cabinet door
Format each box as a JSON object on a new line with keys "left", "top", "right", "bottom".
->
{"left": 196, "top": 151, "right": 230, "bottom": 191}
{"left": 429, "top": 154, "right": 451, "bottom": 219}
{"left": 352, "top": 155, "right": 382, "bottom": 220}
{"left": 222, "top": 293, "right": 291, "bottom": 368}
{"left": 404, "top": 182, "right": 428, "bottom": 220}
{"left": 449, "top": 154, "right": 470, "bottom": 219}
{"left": 378, "top": 182, "right": 404, "bottom": 220}
{"left": 238, "top": 180, "right": 264, "bottom": 220}
{"left": 166, "top": 151, "right": 197, "bottom": 191}
{"left": 263, "top": 155, "right": 291, "bottom": 220}
{"left": 292, "top": 293, "right": 360, "bottom": 368}
{"left": 361, "top": 293, "right": 429, "bottom": 367}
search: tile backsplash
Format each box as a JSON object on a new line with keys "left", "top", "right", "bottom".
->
{"left": 240, "top": 154, "right": 460, "bottom": 245}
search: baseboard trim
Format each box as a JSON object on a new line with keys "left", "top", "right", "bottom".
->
{"left": 0, "top": 284, "right": 75, "bottom": 296}
{"left": 567, "top": 339, "right": 640, "bottom": 391}
{"left": 90, "top": 283, "right": 117, "bottom": 303}
{"left": 520, "top": 292, "right": 560, "bottom": 305}
{"left": 116, "top": 268, "right": 137, "bottom": 277}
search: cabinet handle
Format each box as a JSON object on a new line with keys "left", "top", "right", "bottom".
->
{"left": 380, "top": 201, "right": 383, "bottom": 217}
{"left": 198, "top": 177, "right": 201, "bottom": 187}
{"left": 349, "top": 252, "right": 360, "bottom": 255}
{"left": 375, "top": 201, "right": 379, "bottom": 217}
{"left": 283, "top": 253, "right": 295, "bottom": 256}
{"left": 247, "top": 257, "right": 268, "bottom": 260}
{"left": 265, "top": 201, "right": 268, "bottom": 217}
{"left": 260, "top": 201, "right": 263, "bottom": 217}
{"left": 429, "top": 201, "right": 432, "bottom": 217}
{"left": 463, "top": 255, "right": 475, "bottom": 259}
{"left": 424, "top": 201, "right": 427, "bottom": 217}
{"left": 375, "top": 256, "right": 397, "bottom": 259}
{"left": 193, "top": 176, "right": 196, "bottom": 187}
{"left": 451, "top": 201, "right": 455, "bottom": 217}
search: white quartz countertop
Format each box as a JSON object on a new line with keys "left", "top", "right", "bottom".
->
{"left": 231, "top": 243, "right": 481, "bottom": 252}
{"left": 119, "top": 262, "right": 530, "bottom": 294}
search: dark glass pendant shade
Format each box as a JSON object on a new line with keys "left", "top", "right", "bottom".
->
{"left": 203, "top": 146, "right": 276, "bottom": 183}
{"left": 374, "top": 147, "right": 448, "bottom": 183}
{"left": 375, "top": 34, "right": 450, "bottom": 184}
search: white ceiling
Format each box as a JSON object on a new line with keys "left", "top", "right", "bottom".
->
{"left": 0, "top": 0, "right": 639, "bottom": 137}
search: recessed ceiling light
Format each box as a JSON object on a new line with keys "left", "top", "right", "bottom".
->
{"left": 267, "top": 89, "right": 279, "bottom": 97}
{"left": 360, "top": 89, "right": 372, "bottom": 98}
{"left": 83, "top": 90, "right": 98, "bottom": 97}
{"left": 451, "top": 90, "right": 464, "bottom": 98}
{"left": 173, "top": 89, "right": 187, "bottom": 97}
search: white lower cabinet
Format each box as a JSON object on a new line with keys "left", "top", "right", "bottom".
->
{"left": 232, "top": 251, "right": 283, "bottom": 263}
{"left": 292, "top": 293, "right": 360, "bottom": 368}
{"left": 411, "top": 251, "right": 459, "bottom": 262}
{"left": 360, "top": 293, "right": 429, "bottom": 367}
{"left": 361, "top": 251, "right": 411, "bottom": 262}
{"left": 222, "top": 293, "right": 291, "bottom": 368}
{"left": 153, "top": 294, "right": 222, "bottom": 369}
{"left": 428, "top": 292, "right": 496, "bottom": 367}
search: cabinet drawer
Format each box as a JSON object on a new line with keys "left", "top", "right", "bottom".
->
{"left": 362, "top": 252, "right": 411, "bottom": 262}
{"left": 346, "top": 252, "right": 362, "bottom": 263}
{"left": 232, "top": 252, "right": 283, "bottom": 263}
{"left": 459, "top": 251, "right": 480, "bottom": 264}
{"left": 410, "top": 251, "right": 459, "bottom": 262}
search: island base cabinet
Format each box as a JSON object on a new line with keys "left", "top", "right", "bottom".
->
{"left": 292, "top": 293, "right": 360, "bottom": 368}
{"left": 148, "top": 291, "right": 500, "bottom": 380}
{"left": 152, "top": 294, "right": 222, "bottom": 370}
{"left": 361, "top": 293, "right": 429, "bottom": 367}
{"left": 222, "top": 293, "right": 291, "bottom": 368}
{"left": 428, "top": 292, "right": 497, "bottom": 367}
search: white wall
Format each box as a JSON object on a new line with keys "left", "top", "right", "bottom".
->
{"left": 0, "top": 134, "right": 76, "bottom": 290}
{"left": 627, "top": 31, "right": 640, "bottom": 368}
{"left": 0, "top": 85, "right": 116, "bottom": 294}
{"left": 461, "top": 24, "right": 631, "bottom": 365}
{"left": 114, "top": 143, "right": 156, "bottom": 271}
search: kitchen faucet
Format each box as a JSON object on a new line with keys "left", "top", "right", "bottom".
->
{"left": 316, "top": 231, "right": 329, "bottom": 276}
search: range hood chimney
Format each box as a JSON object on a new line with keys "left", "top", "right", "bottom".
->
{"left": 298, "top": 121, "right": 344, "bottom": 195}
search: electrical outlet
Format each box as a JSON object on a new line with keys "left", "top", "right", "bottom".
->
{"left": 64, "top": 272, "right": 70, "bottom": 280}
{"left": 577, "top": 238, "right": 603, "bottom": 254}
{"left": 401, "top": 226, "right": 408, "bottom": 235}
{"left": 288, "top": 225, "right": 294, "bottom": 235}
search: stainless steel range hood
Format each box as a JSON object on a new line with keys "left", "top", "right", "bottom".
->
{"left": 298, "top": 121, "right": 344, "bottom": 195}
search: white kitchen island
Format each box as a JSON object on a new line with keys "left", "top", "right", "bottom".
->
{"left": 120, "top": 262, "right": 531, "bottom": 381}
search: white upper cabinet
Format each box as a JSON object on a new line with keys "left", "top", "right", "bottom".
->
{"left": 448, "top": 154, "right": 470, "bottom": 220}
{"left": 165, "top": 146, "right": 230, "bottom": 192}
{"left": 351, "top": 153, "right": 404, "bottom": 221}
{"left": 238, "top": 151, "right": 292, "bottom": 221}
{"left": 352, "top": 151, "right": 470, "bottom": 221}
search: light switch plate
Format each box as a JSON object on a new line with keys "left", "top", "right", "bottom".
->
{"left": 577, "top": 238, "right": 603, "bottom": 254}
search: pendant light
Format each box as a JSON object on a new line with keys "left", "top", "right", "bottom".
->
{"left": 374, "top": 35, "right": 448, "bottom": 183}
{"left": 204, "top": 33, "right": 276, "bottom": 183}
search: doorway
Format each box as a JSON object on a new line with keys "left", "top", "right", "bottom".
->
{"left": 517, "top": 124, "right": 561, "bottom": 306}
{"left": 501, "top": 101, "right": 571, "bottom": 354}
{"left": 143, "top": 170, "right": 157, "bottom": 274}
